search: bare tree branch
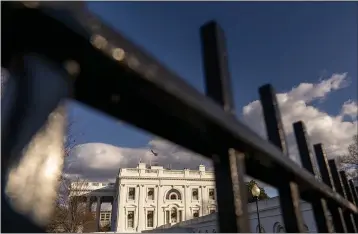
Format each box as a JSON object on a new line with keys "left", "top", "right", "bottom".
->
{"left": 338, "top": 135, "right": 358, "bottom": 179}
{"left": 46, "top": 177, "right": 95, "bottom": 233}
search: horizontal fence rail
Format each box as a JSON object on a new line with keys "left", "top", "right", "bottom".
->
{"left": 2, "top": 2, "right": 358, "bottom": 233}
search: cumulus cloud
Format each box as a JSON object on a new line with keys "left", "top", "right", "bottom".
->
{"left": 242, "top": 72, "right": 357, "bottom": 164}
{"left": 65, "top": 72, "right": 357, "bottom": 186}
{"left": 65, "top": 139, "right": 211, "bottom": 181}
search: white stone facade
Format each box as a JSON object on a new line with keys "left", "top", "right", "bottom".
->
{"left": 114, "top": 163, "right": 217, "bottom": 233}
{"left": 72, "top": 163, "right": 217, "bottom": 233}
{"left": 72, "top": 163, "right": 326, "bottom": 233}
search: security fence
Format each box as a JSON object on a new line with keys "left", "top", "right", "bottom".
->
{"left": 2, "top": 2, "right": 358, "bottom": 233}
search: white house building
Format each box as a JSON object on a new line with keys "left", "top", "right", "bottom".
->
{"left": 72, "top": 163, "right": 217, "bottom": 233}
{"left": 72, "top": 163, "right": 321, "bottom": 233}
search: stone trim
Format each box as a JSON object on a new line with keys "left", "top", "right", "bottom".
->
{"left": 120, "top": 176, "right": 215, "bottom": 182}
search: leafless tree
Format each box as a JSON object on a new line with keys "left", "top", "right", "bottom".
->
{"left": 338, "top": 135, "right": 358, "bottom": 179}
{"left": 46, "top": 176, "right": 95, "bottom": 233}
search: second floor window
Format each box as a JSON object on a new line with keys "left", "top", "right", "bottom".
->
{"left": 148, "top": 188, "right": 154, "bottom": 200}
{"left": 128, "top": 187, "right": 135, "bottom": 200}
{"left": 209, "top": 189, "right": 215, "bottom": 200}
{"left": 192, "top": 189, "right": 199, "bottom": 200}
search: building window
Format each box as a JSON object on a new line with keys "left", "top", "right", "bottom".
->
{"left": 100, "top": 211, "right": 111, "bottom": 222}
{"left": 193, "top": 210, "right": 199, "bottom": 218}
{"left": 92, "top": 182, "right": 99, "bottom": 186}
{"left": 209, "top": 189, "right": 215, "bottom": 200}
{"left": 127, "top": 211, "right": 134, "bottom": 228}
{"left": 209, "top": 208, "right": 216, "bottom": 214}
{"left": 128, "top": 187, "right": 135, "bottom": 200}
{"left": 171, "top": 207, "right": 178, "bottom": 223}
{"left": 166, "top": 189, "right": 182, "bottom": 200}
{"left": 147, "top": 211, "right": 154, "bottom": 228}
{"left": 148, "top": 188, "right": 154, "bottom": 200}
{"left": 213, "top": 229, "right": 216, "bottom": 233}
{"left": 192, "top": 189, "right": 199, "bottom": 200}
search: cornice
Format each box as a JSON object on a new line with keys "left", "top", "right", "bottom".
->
{"left": 119, "top": 176, "right": 215, "bottom": 182}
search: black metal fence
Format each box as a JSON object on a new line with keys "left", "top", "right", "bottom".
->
{"left": 2, "top": 2, "right": 358, "bottom": 233}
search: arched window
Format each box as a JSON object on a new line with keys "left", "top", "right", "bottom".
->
{"left": 273, "top": 222, "right": 285, "bottom": 233}
{"left": 166, "top": 189, "right": 182, "bottom": 200}
{"left": 256, "top": 225, "right": 265, "bottom": 233}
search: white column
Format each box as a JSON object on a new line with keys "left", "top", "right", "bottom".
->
{"left": 157, "top": 185, "right": 164, "bottom": 226}
{"left": 118, "top": 185, "right": 126, "bottom": 232}
{"left": 137, "top": 185, "right": 145, "bottom": 232}
{"left": 201, "top": 186, "right": 206, "bottom": 216}
{"left": 156, "top": 185, "right": 160, "bottom": 227}
{"left": 199, "top": 186, "right": 204, "bottom": 216}
{"left": 185, "top": 185, "right": 190, "bottom": 220}
{"left": 96, "top": 196, "right": 102, "bottom": 232}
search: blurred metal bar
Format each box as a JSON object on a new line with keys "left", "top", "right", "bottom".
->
{"left": 340, "top": 172, "right": 358, "bottom": 229}
{"left": 349, "top": 180, "right": 358, "bottom": 206}
{"left": 293, "top": 122, "right": 331, "bottom": 232}
{"left": 259, "top": 85, "right": 304, "bottom": 232}
{"left": 200, "top": 21, "right": 249, "bottom": 233}
{"left": 313, "top": 144, "right": 347, "bottom": 232}
{"left": 329, "top": 160, "right": 356, "bottom": 232}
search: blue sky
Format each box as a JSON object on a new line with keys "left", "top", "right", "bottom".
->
{"left": 72, "top": 1, "right": 357, "bottom": 146}
{"left": 67, "top": 2, "right": 357, "bottom": 196}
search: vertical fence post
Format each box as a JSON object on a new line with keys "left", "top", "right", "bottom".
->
{"left": 200, "top": 21, "right": 249, "bottom": 233}
{"left": 349, "top": 180, "right": 358, "bottom": 206}
{"left": 259, "top": 84, "right": 304, "bottom": 232}
{"left": 293, "top": 121, "right": 331, "bottom": 232}
{"left": 328, "top": 160, "right": 356, "bottom": 232}
{"left": 313, "top": 144, "right": 347, "bottom": 232}
{"left": 340, "top": 171, "right": 358, "bottom": 229}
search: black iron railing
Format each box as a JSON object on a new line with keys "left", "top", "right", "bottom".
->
{"left": 2, "top": 2, "right": 358, "bottom": 233}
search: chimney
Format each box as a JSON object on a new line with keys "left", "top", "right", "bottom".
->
{"left": 198, "top": 164, "right": 205, "bottom": 172}
{"left": 138, "top": 163, "right": 146, "bottom": 169}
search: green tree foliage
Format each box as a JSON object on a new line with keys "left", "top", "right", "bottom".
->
{"left": 246, "top": 180, "right": 270, "bottom": 203}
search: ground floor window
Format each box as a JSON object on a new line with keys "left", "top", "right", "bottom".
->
{"left": 127, "top": 211, "right": 134, "bottom": 228}
{"left": 147, "top": 211, "right": 154, "bottom": 228}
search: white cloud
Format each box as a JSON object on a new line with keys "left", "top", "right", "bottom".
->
{"left": 65, "top": 139, "right": 210, "bottom": 181}
{"left": 65, "top": 72, "right": 357, "bottom": 191}
{"left": 242, "top": 72, "right": 357, "bottom": 163}
{"left": 341, "top": 100, "right": 358, "bottom": 120}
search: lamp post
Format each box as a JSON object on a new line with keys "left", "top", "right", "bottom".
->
{"left": 251, "top": 184, "right": 262, "bottom": 233}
